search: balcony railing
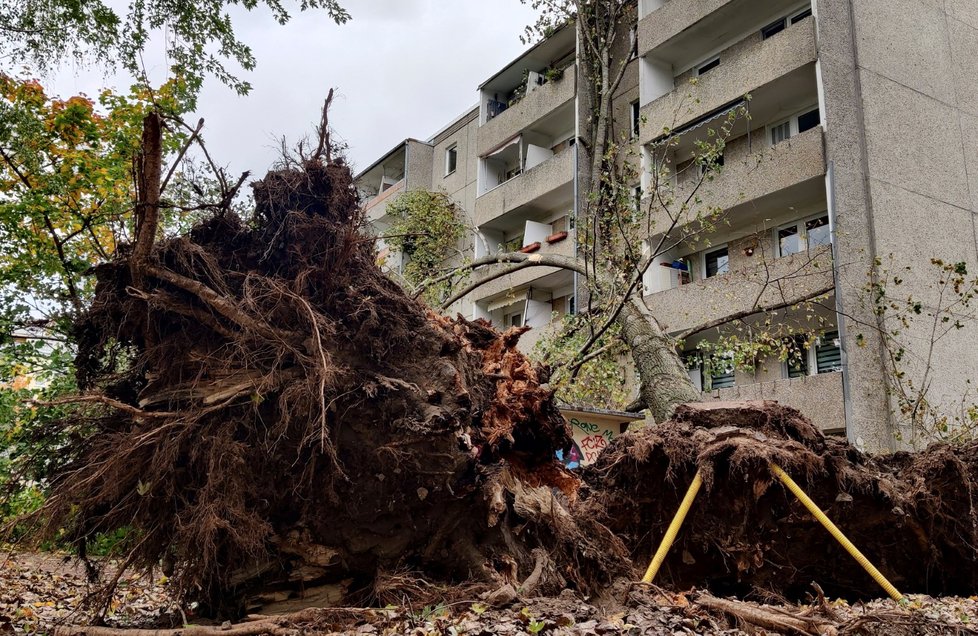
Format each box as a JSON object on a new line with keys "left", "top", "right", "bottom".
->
{"left": 643, "top": 245, "right": 835, "bottom": 335}
{"left": 638, "top": 16, "right": 816, "bottom": 143}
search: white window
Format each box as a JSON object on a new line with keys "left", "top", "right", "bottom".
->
{"left": 506, "top": 311, "right": 524, "bottom": 328}
{"left": 761, "top": 6, "right": 813, "bottom": 39}
{"left": 445, "top": 143, "right": 458, "bottom": 176}
{"left": 768, "top": 106, "right": 820, "bottom": 146}
{"left": 696, "top": 56, "right": 720, "bottom": 76}
{"left": 703, "top": 246, "right": 729, "bottom": 279}
{"left": 782, "top": 330, "right": 842, "bottom": 379}
{"left": 776, "top": 213, "right": 830, "bottom": 257}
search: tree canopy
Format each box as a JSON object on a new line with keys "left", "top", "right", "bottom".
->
{"left": 0, "top": 0, "right": 350, "bottom": 95}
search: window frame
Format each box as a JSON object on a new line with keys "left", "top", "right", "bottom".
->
{"left": 701, "top": 245, "right": 730, "bottom": 279}
{"left": 781, "top": 330, "right": 843, "bottom": 379}
{"left": 774, "top": 211, "right": 831, "bottom": 257}
{"left": 445, "top": 143, "right": 458, "bottom": 176}
{"left": 696, "top": 56, "right": 720, "bottom": 76}
{"left": 767, "top": 105, "right": 821, "bottom": 146}
{"left": 631, "top": 100, "right": 641, "bottom": 138}
{"left": 761, "top": 5, "right": 814, "bottom": 40}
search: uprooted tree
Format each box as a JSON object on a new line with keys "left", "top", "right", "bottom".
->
{"left": 9, "top": 107, "right": 978, "bottom": 619}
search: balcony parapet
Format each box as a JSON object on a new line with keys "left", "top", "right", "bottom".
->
{"left": 475, "top": 147, "right": 575, "bottom": 227}
{"left": 703, "top": 371, "right": 846, "bottom": 432}
{"left": 644, "top": 245, "right": 835, "bottom": 335}
{"left": 638, "top": 16, "right": 816, "bottom": 143}
{"left": 644, "top": 127, "right": 826, "bottom": 237}
{"left": 470, "top": 230, "right": 577, "bottom": 302}
{"left": 363, "top": 179, "right": 405, "bottom": 222}
{"left": 478, "top": 66, "right": 576, "bottom": 157}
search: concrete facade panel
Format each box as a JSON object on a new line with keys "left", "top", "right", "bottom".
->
{"left": 960, "top": 111, "right": 978, "bottom": 213}
{"left": 948, "top": 0, "right": 978, "bottom": 31}
{"left": 949, "top": 18, "right": 978, "bottom": 118}
{"left": 852, "top": 0, "right": 955, "bottom": 104}
{"left": 859, "top": 70, "right": 971, "bottom": 210}
{"left": 868, "top": 178, "right": 978, "bottom": 298}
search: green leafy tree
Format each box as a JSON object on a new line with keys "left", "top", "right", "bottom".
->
{"left": 383, "top": 189, "right": 465, "bottom": 306}
{"left": 0, "top": 75, "right": 236, "bottom": 505}
{"left": 0, "top": 0, "right": 350, "bottom": 95}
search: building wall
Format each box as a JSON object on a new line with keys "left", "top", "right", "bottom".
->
{"left": 355, "top": 0, "right": 978, "bottom": 451}
{"left": 817, "top": 0, "right": 978, "bottom": 449}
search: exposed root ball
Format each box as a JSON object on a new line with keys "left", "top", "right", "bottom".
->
{"left": 584, "top": 402, "right": 978, "bottom": 599}
{"left": 38, "top": 160, "right": 626, "bottom": 614}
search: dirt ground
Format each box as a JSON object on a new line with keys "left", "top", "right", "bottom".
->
{"left": 3, "top": 550, "right": 977, "bottom": 636}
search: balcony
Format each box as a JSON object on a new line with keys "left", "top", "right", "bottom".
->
{"left": 475, "top": 147, "right": 574, "bottom": 227}
{"left": 363, "top": 179, "right": 404, "bottom": 222}
{"left": 637, "top": 0, "right": 801, "bottom": 59}
{"left": 643, "top": 245, "right": 835, "bottom": 335}
{"left": 702, "top": 371, "right": 846, "bottom": 433}
{"left": 470, "top": 229, "right": 577, "bottom": 302}
{"left": 644, "top": 126, "right": 826, "bottom": 238}
{"left": 477, "top": 66, "right": 577, "bottom": 157}
{"left": 638, "top": 16, "right": 816, "bottom": 142}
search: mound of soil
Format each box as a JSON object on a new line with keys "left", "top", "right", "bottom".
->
{"left": 584, "top": 402, "right": 978, "bottom": 599}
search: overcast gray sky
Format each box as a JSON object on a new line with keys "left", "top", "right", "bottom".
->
{"left": 48, "top": 0, "right": 539, "bottom": 179}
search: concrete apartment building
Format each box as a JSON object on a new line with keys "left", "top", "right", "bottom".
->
{"left": 356, "top": 0, "right": 978, "bottom": 452}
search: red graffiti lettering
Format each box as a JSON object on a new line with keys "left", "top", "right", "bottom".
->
{"left": 580, "top": 434, "right": 608, "bottom": 451}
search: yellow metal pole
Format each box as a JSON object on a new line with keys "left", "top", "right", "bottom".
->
{"left": 769, "top": 462, "right": 905, "bottom": 603}
{"left": 641, "top": 470, "right": 703, "bottom": 584}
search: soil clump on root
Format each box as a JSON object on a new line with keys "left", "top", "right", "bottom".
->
{"left": 585, "top": 401, "right": 978, "bottom": 600}
{"left": 14, "top": 158, "right": 978, "bottom": 618}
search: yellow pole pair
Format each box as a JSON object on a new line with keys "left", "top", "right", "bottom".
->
{"left": 641, "top": 463, "right": 905, "bottom": 603}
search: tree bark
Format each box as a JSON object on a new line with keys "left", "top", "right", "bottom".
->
{"left": 617, "top": 297, "right": 701, "bottom": 422}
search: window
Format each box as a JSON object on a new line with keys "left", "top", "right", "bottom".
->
{"left": 785, "top": 335, "right": 809, "bottom": 378}
{"left": 761, "top": 6, "right": 813, "bottom": 39}
{"left": 508, "top": 312, "right": 524, "bottom": 328}
{"left": 768, "top": 106, "right": 820, "bottom": 146}
{"left": 567, "top": 295, "right": 577, "bottom": 315}
{"left": 697, "top": 57, "right": 720, "bottom": 75}
{"left": 704, "top": 246, "right": 729, "bottom": 278}
{"left": 705, "top": 352, "right": 736, "bottom": 390}
{"left": 815, "top": 331, "right": 842, "bottom": 373}
{"left": 631, "top": 100, "right": 641, "bottom": 138}
{"left": 776, "top": 213, "right": 830, "bottom": 257}
{"left": 633, "top": 185, "right": 643, "bottom": 212}
{"left": 445, "top": 144, "right": 458, "bottom": 175}
{"left": 700, "top": 152, "right": 724, "bottom": 175}
{"left": 782, "top": 330, "right": 843, "bottom": 378}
